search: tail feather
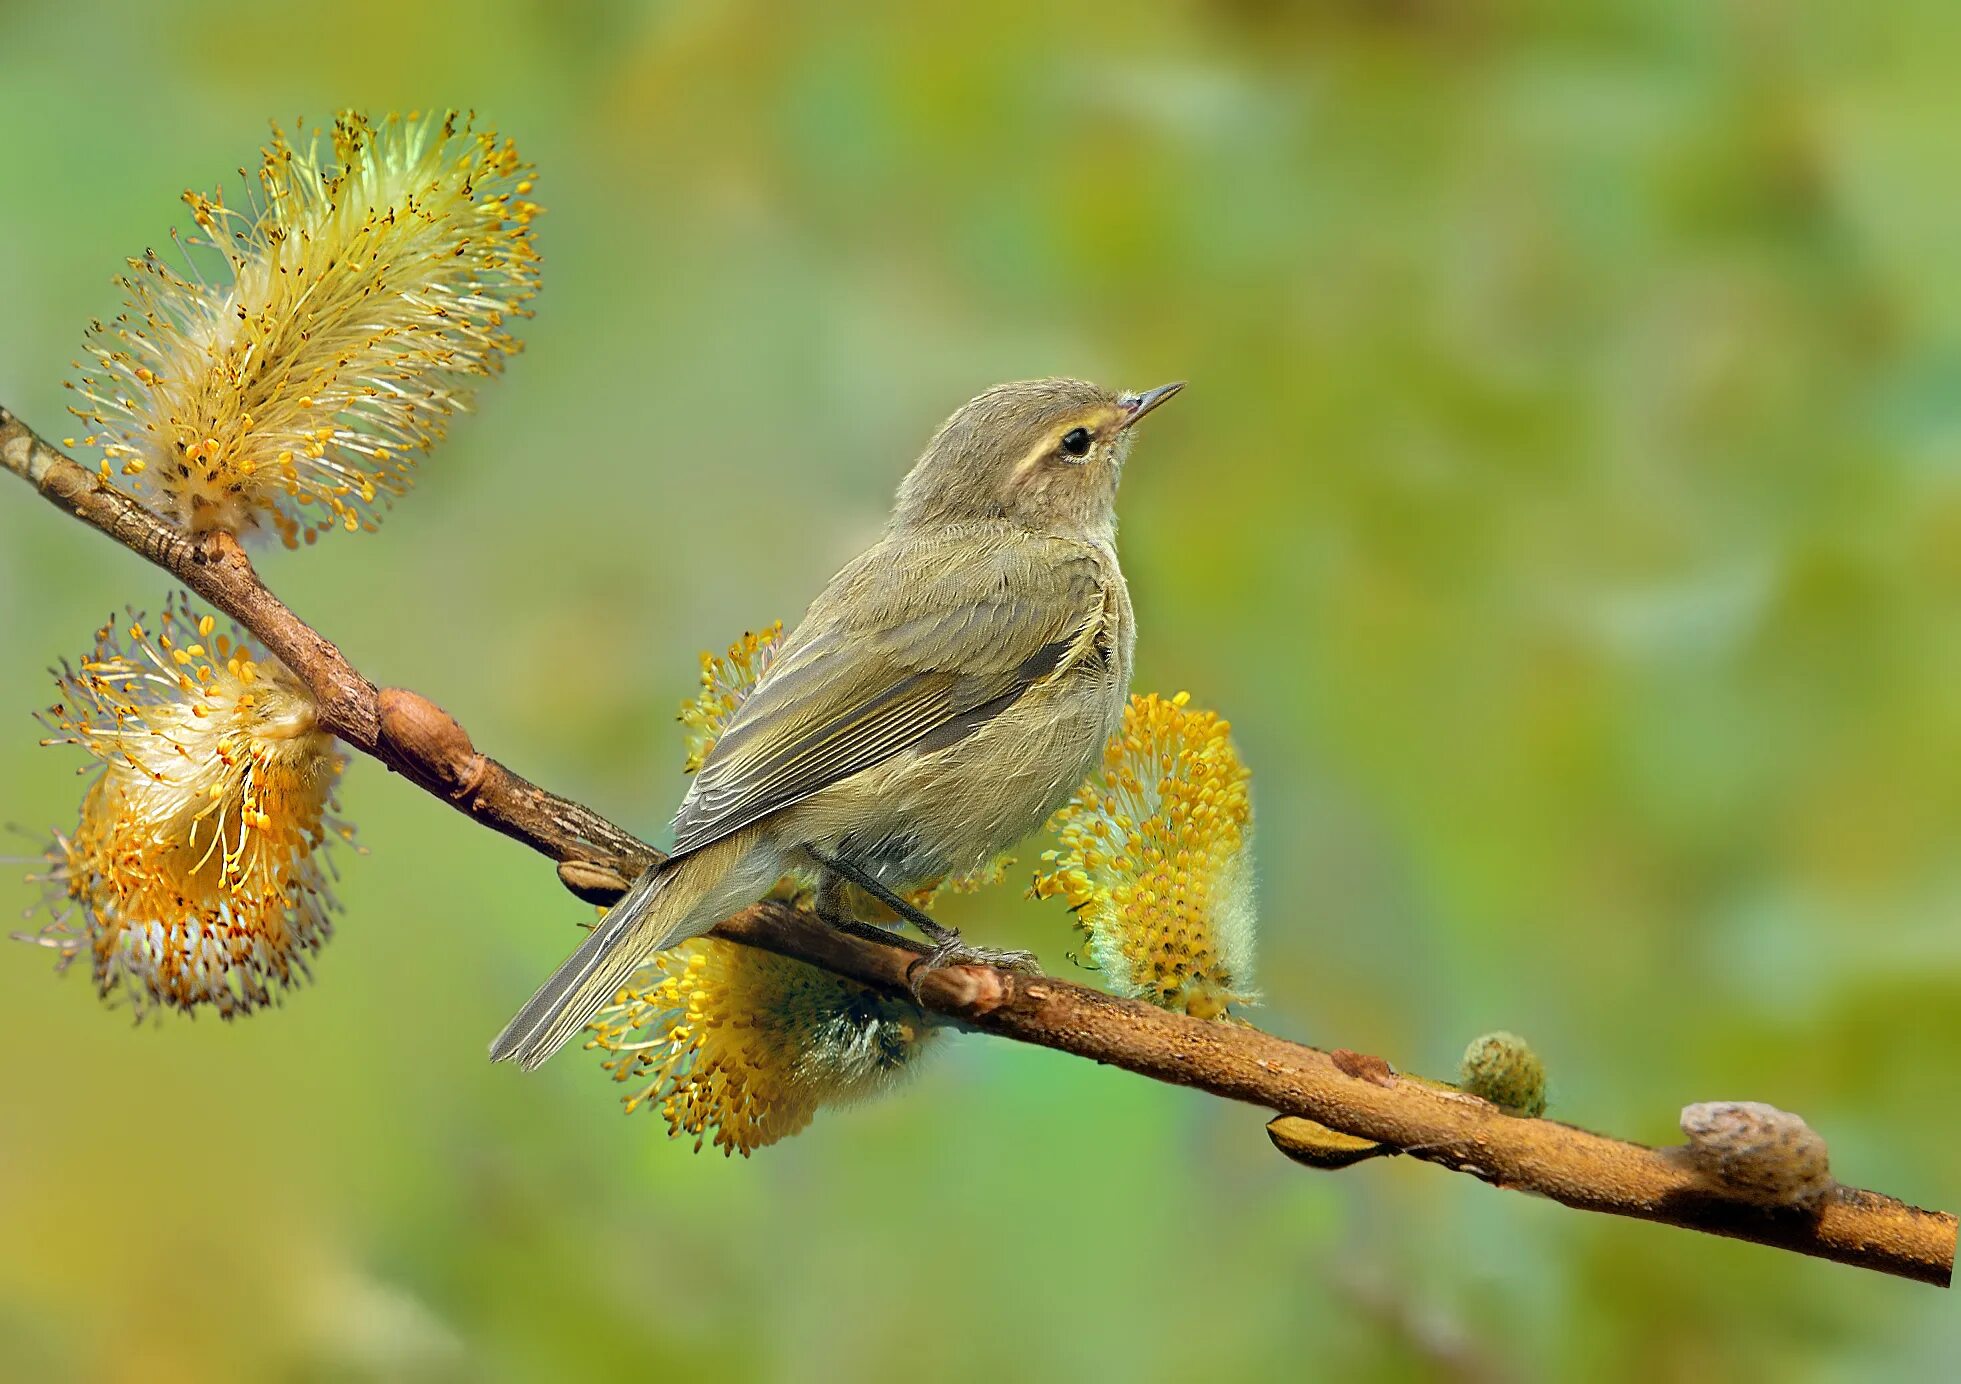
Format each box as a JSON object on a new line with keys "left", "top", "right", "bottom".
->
{"left": 489, "top": 833, "right": 762, "bottom": 1070}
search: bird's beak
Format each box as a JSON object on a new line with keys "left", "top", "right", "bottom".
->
{"left": 1118, "top": 380, "right": 1185, "bottom": 429}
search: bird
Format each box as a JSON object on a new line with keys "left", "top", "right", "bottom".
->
{"left": 489, "top": 376, "right": 1182, "bottom": 1069}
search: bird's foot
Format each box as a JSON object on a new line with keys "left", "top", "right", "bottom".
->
{"left": 906, "top": 935, "right": 1041, "bottom": 998}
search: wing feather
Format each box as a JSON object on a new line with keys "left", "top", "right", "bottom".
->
{"left": 670, "top": 532, "right": 1104, "bottom": 855}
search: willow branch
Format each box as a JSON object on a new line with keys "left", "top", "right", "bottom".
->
{"left": 4, "top": 404, "right": 1952, "bottom": 1288}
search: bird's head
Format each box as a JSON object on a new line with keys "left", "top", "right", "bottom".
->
{"left": 892, "top": 377, "right": 1183, "bottom": 539}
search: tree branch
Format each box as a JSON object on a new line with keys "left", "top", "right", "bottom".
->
{"left": 5, "top": 403, "right": 1953, "bottom": 1287}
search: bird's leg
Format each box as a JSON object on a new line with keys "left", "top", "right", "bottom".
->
{"left": 808, "top": 850, "right": 1040, "bottom": 993}
{"left": 812, "top": 866, "right": 919, "bottom": 951}
{"left": 810, "top": 853, "right": 953, "bottom": 941}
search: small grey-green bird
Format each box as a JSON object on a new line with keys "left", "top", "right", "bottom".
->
{"left": 489, "top": 376, "right": 1182, "bottom": 1069}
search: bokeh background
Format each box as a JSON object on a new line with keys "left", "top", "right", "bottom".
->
{"left": 2, "top": 2, "right": 1957, "bottom": 1379}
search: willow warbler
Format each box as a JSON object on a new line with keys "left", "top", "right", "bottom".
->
{"left": 491, "top": 377, "right": 1181, "bottom": 1068}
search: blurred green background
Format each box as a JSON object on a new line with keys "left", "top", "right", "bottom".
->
{"left": 2, "top": 1, "right": 1957, "bottom": 1379}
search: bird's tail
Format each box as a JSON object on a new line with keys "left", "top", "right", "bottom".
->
{"left": 489, "top": 830, "right": 768, "bottom": 1070}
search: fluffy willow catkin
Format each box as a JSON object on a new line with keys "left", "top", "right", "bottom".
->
{"left": 67, "top": 110, "right": 540, "bottom": 544}
{"left": 588, "top": 623, "right": 939, "bottom": 1155}
{"left": 588, "top": 943, "right": 937, "bottom": 1156}
{"left": 1032, "top": 692, "right": 1257, "bottom": 1020}
{"left": 24, "top": 595, "right": 352, "bottom": 1018}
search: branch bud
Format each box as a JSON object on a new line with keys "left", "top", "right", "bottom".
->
{"left": 377, "top": 687, "right": 485, "bottom": 799}
{"left": 1459, "top": 1031, "right": 1548, "bottom": 1117}
{"left": 1267, "top": 1115, "right": 1393, "bottom": 1170}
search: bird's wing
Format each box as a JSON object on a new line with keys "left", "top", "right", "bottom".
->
{"left": 670, "top": 531, "right": 1108, "bottom": 856}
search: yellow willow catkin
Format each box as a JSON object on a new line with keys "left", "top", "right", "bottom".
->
{"left": 24, "top": 595, "right": 352, "bottom": 1018}
{"left": 588, "top": 942, "right": 937, "bottom": 1156}
{"left": 1032, "top": 692, "right": 1257, "bottom": 1020}
{"left": 67, "top": 109, "right": 540, "bottom": 544}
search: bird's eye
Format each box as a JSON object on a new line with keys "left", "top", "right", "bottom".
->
{"left": 1060, "top": 426, "right": 1093, "bottom": 458}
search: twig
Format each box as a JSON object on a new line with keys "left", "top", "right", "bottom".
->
{"left": 0, "top": 410, "right": 653, "bottom": 876}
{"left": 4, "top": 404, "right": 1953, "bottom": 1287}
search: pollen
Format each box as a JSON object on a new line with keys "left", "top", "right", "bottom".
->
{"left": 21, "top": 595, "right": 352, "bottom": 1019}
{"left": 67, "top": 110, "right": 541, "bottom": 544}
{"left": 1031, "top": 691, "right": 1257, "bottom": 1020}
{"left": 587, "top": 939, "right": 938, "bottom": 1156}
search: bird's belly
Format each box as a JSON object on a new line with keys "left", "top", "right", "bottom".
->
{"left": 784, "top": 672, "right": 1120, "bottom": 889}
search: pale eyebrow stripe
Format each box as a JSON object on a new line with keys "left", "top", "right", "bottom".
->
{"left": 1006, "top": 433, "right": 1062, "bottom": 487}
{"left": 1006, "top": 406, "right": 1120, "bottom": 490}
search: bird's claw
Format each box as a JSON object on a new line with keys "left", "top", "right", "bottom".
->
{"left": 905, "top": 938, "right": 1041, "bottom": 998}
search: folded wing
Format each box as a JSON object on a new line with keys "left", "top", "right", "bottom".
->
{"left": 671, "top": 532, "right": 1105, "bottom": 856}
